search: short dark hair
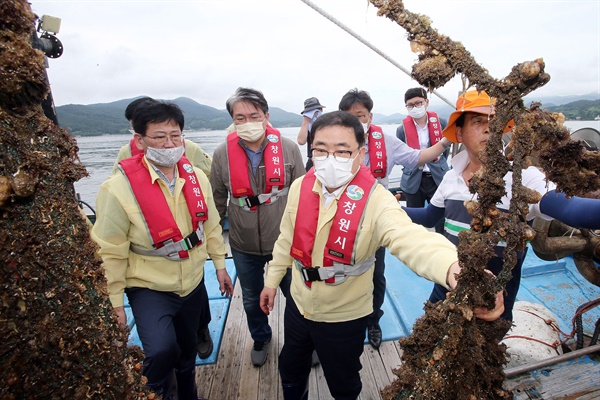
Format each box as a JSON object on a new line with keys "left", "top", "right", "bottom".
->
{"left": 310, "top": 111, "right": 365, "bottom": 148}
{"left": 455, "top": 113, "right": 467, "bottom": 128}
{"left": 225, "top": 87, "right": 269, "bottom": 117}
{"left": 124, "top": 96, "right": 157, "bottom": 121}
{"left": 131, "top": 101, "right": 184, "bottom": 136}
{"left": 404, "top": 87, "right": 427, "bottom": 103}
{"left": 338, "top": 88, "right": 374, "bottom": 112}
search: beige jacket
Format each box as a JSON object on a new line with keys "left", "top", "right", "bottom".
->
{"left": 265, "top": 175, "right": 458, "bottom": 323}
{"left": 92, "top": 157, "right": 227, "bottom": 308}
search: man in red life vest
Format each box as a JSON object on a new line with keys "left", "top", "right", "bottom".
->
{"left": 259, "top": 110, "right": 503, "bottom": 400}
{"left": 396, "top": 87, "right": 449, "bottom": 234}
{"left": 210, "top": 87, "right": 305, "bottom": 367}
{"left": 111, "top": 96, "right": 212, "bottom": 179}
{"left": 111, "top": 96, "right": 216, "bottom": 360}
{"left": 92, "top": 101, "right": 233, "bottom": 399}
{"left": 339, "top": 88, "right": 452, "bottom": 349}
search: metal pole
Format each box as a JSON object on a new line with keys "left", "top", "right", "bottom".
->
{"left": 504, "top": 343, "right": 600, "bottom": 378}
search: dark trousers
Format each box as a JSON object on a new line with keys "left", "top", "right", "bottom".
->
{"left": 126, "top": 280, "right": 207, "bottom": 393}
{"left": 279, "top": 297, "right": 367, "bottom": 400}
{"left": 405, "top": 172, "right": 444, "bottom": 234}
{"left": 368, "top": 246, "right": 386, "bottom": 327}
{"left": 231, "top": 249, "right": 291, "bottom": 343}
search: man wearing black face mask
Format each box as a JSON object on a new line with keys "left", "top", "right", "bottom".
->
{"left": 396, "top": 88, "right": 449, "bottom": 234}
{"left": 92, "top": 101, "right": 233, "bottom": 399}
{"left": 210, "top": 87, "right": 305, "bottom": 367}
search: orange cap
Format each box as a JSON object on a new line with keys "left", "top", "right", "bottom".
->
{"left": 443, "top": 90, "right": 496, "bottom": 143}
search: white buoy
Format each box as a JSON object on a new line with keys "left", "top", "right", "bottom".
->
{"left": 501, "top": 301, "right": 563, "bottom": 369}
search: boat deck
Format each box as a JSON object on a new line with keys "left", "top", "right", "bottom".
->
{"left": 193, "top": 278, "right": 600, "bottom": 400}
{"left": 194, "top": 281, "right": 404, "bottom": 400}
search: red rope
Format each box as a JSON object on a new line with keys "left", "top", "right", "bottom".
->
{"left": 503, "top": 335, "right": 561, "bottom": 355}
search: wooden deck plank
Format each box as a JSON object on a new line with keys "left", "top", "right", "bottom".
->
{"left": 377, "top": 340, "right": 403, "bottom": 383}
{"left": 359, "top": 347, "right": 385, "bottom": 400}
{"left": 197, "top": 283, "right": 247, "bottom": 400}
{"left": 506, "top": 355, "right": 600, "bottom": 399}
{"left": 257, "top": 288, "right": 285, "bottom": 400}
{"left": 238, "top": 333, "right": 260, "bottom": 399}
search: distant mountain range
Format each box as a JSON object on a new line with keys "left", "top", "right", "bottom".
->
{"left": 56, "top": 94, "right": 599, "bottom": 136}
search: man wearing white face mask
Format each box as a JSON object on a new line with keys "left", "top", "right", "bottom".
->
{"left": 92, "top": 101, "right": 233, "bottom": 399}
{"left": 339, "top": 88, "right": 452, "bottom": 349}
{"left": 396, "top": 87, "right": 449, "bottom": 234}
{"left": 210, "top": 87, "right": 305, "bottom": 367}
{"left": 111, "top": 96, "right": 213, "bottom": 179}
{"left": 259, "top": 111, "right": 503, "bottom": 400}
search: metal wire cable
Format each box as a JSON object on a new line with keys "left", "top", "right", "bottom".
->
{"left": 299, "top": 0, "right": 454, "bottom": 107}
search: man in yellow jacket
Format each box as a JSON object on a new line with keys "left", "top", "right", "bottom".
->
{"left": 111, "top": 96, "right": 215, "bottom": 360}
{"left": 92, "top": 101, "right": 233, "bottom": 399}
{"left": 259, "top": 111, "right": 503, "bottom": 399}
{"left": 111, "top": 96, "right": 213, "bottom": 179}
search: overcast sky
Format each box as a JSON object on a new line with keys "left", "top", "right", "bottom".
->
{"left": 31, "top": 0, "right": 600, "bottom": 115}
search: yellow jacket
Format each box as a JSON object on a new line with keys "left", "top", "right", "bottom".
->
{"left": 111, "top": 138, "right": 212, "bottom": 178}
{"left": 265, "top": 176, "right": 458, "bottom": 323}
{"left": 92, "top": 156, "right": 227, "bottom": 308}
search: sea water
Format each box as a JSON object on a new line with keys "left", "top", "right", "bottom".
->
{"left": 73, "top": 121, "right": 600, "bottom": 211}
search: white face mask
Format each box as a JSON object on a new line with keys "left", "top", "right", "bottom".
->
{"left": 361, "top": 122, "right": 370, "bottom": 134}
{"left": 145, "top": 144, "right": 185, "bottom": 167}
{"left": 408, "top": 105, "right": 427, "bottom": 119}
{"left": 313, "top": 154, "right": 358, "bottom": 189}
{"left": 236, "top": 121, "right": 265, "bottom": 142}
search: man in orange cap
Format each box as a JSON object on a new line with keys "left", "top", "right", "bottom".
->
{"left": 403, "top": 89, "right": 600, "bottom": 320}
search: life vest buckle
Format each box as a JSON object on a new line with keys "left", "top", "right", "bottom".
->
{"left": 301, "top": 266, "right": 323, "bottom": 282}
{"left": 243, "top": 195, "right": 261, "bottom": 208}
{"left": 183, "top": 225, "right": 204, "bottom": 250}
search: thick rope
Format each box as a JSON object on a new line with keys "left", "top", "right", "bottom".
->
{"left": 299, "top": 0, "right": 454, "bottom": 107}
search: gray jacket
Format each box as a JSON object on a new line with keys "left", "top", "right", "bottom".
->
{"left": 396, "top": 117, "right": 449, "bottom": 194}
{"left": 210, "top": 134, "right": 305, "bottom": 256}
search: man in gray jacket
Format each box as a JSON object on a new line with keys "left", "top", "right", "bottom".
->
{"left": 210, "top": 87, "right": 305, "bottom": 367}
{"left": 396, "top": 88, "right": 449, "bottom": 233}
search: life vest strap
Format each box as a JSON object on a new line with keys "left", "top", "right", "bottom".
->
{"left": 295, "top": 255, "right": 375, "bottom": 284}
{"left": 237, "top": 186, "right": 289, "bottom": 210}
{"left": 130, "top": 224, "right": 205, "bottom": 260}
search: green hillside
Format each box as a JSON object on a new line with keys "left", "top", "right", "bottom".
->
{"left": 56, "top": 97, "right": 303, "bottom": 136}
{"left": 545, "top": 99, "right": 600, "bottom": 121}
{"left": 55, "top": 96, "right": 598, "bottom": 136}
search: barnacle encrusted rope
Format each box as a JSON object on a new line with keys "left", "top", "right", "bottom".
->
{"left": 0, "top": 1, "right": 150, "bottom": 398}
{"left": 369, "top": 0, "right": 599, "bottom": 399}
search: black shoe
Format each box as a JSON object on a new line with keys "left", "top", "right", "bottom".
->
{"left": 197, "top": 327, "right": 214, "bottom": 359}
{"left": 368, "top": 324, "right": 382, "bottom": 349}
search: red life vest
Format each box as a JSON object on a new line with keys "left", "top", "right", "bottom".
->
{"left": 402, "top": 111, "right": 443, "bottom": 150}
{"left": 366, "top": 124, "right": 387, "bottom": 178}
{"left": 226, "top": 125, "right": 286, "bottom": 207}
{"left": 290, "top": 165, "right": 376, "bottom": 286}
{"left": 129, "top": 138, "right": 143, "bottom": 157}
{"left": 119, "top": 154, "right": 208, "bottom": 259}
